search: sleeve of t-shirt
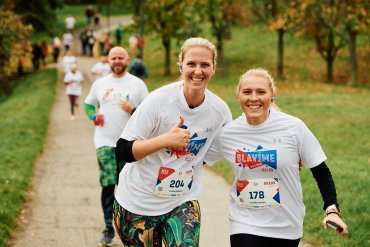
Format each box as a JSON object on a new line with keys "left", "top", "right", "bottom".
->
{"left": 203, "top": 129, "right": 223, "bottom": 166}
{"left": 78, "top": 71, "right": 84, "bottom": 81}
{"left": 84, "top": 82, "right": 98, "bottom": 106}
{"left": 91, "top": 63, "right": 98, "bottom": 73}
{"left": 297, "top": 120, "right": 327, "bottom": 169}
{"left": 137, "top": 80, "right": 149, "bottom": 105}
{"left": 121, "top": 94, "right": 159, "bottom": 141}
{"left": 63, "top": 72, "right": 71, "bottom": 83}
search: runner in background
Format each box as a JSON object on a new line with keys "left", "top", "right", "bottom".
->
{"left": 128, "top": 54, "right": 148, "bottom": 82}
{"left": 61, "top": 50, "right": 76, "bottom": 73}
{"left": 91, "top": 54, "right": 111, "bottom": 80}
{"left": 84, "top": 46, "right": 149, "bottom": 246}
{"left": 63, "top": 63, "right": 84, "bottom": 121}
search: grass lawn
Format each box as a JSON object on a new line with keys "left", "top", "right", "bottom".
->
{"left": 0, "top": 69, "right": 57, "bottom": 247}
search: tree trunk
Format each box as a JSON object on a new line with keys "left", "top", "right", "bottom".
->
{"left": 162, "top": 36, "right": 171, "bottom": 76}
{"left": 277, "top": 28, "right": 284, "bottom": 80}
{"left": 216, "top": 35, "right": 226, "bottom": 76}
{"left": 326, "top": 54, "right": 334, "bottom": 83}
{"left": 347, "top": 30, "right": 358, "bottom": 86}
{"left": 326, "top": 30, "right": 335, "bottom": 83}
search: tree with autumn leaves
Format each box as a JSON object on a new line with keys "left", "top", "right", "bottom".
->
{"left": 128, "top": 0, "right": 244, "bottom": 76}
{"left": 250, "top": 0, "right": 293, "bottom": 79}
{"left": 287, "top": 0, "right": 369, "bottom": 84}
{"left": 0, "top": 7, "right": 32, "bottom": 94}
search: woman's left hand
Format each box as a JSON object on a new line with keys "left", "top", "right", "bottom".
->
{"left": 322, "top": 213, "right": 348, "bottom": 236}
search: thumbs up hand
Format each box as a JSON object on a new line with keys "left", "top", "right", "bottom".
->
{"left": 165, "top": 116, "right": 190, "bottom": 149}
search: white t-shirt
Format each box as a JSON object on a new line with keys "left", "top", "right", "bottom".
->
{"left": 115, "top": 81, "right": 232, "bottom": 216}
{"left": 62, "top": 33, "right": 73, "bottom": 46}
{"left": 85, "top": 73, "right": 149, "bottom": 149}
{"left": 64, "top": 70, "right": 84, "bottom": 96}
{"left": 91, "top": 62, "right": 111, "bottom": 79}
{"left": 61, "top": 55, "right": 76, "bottom": 73}
{"left": 204, "top": 109, "right": 327, "bottom": 239}
{"left": 65, "top": 16, "right": 76, "bottom": 29}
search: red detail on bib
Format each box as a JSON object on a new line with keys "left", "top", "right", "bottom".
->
{"left": 236, "top": 179, "right": 249, "bottom": 193}
{"left": 157, "top": 167, "right": 176, "bottom": 181}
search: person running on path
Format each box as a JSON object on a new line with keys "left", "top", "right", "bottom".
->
{"left": 128, "top": 54, "right": 148, "bottom": 82}
{"left": 114, "top": 37, "right": 232, "bottom": 247}
{"left": 84, "top": 46, "right": 149, "bottom": 246}
{"left": 65, "top": 14, "right": 76, "bottom": 33}
{"left": 61, "top": 50, "right": 76, "bottom": 73}
{"left": 91, "top": 54, "right": 111, "bottom": 80}
{"left": 52, "top": 36, "right": 61, "bottom": 63}
{"left": 63, "top": 63, "right": 84, "bottom": 120}
{"left": 62, "top": 31, "right": 73, "bottom": 53}
{"left": 204, "top": 68, "right": 348, "bottom": 247}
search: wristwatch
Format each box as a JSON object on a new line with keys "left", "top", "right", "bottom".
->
{"left": 326, "top": 204, "right": 340, "bottom": 215}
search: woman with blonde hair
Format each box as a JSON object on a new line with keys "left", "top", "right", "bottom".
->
{"left": 205, "top": 68, "right": 348, "bottom": 246}
{"left": 114, "top": 37, "right": 232, "bottom": 246}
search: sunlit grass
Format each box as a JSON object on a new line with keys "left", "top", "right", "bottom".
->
{"left": 0, "top": 69, "right": 57, "bottom": 247}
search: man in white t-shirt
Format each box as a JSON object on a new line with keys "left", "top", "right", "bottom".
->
{"left": 61, "top": 50, "right": 76, "bottom": 73}
{"left": 65, "top": 15, "right": 76, "bottom": 32}
{"left": 84, "top": 46, "right": 149, "bottom": 246}
{"left": 62, "top": 32, "right": 73, "bottom": 52}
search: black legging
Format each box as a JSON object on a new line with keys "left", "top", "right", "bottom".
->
{"left": 230, "top": 233, "right": 300, "bottom": 247}
{"left": 101, "top": 185, "right": 115, "bottom": 232}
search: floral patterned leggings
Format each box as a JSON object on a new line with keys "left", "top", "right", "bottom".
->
{"left": 113, "top": 200, "right": 201, "bottom": 247}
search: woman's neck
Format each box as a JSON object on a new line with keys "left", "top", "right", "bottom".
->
{"left": 183, "top": 89, "right": 205, "bottom": 108}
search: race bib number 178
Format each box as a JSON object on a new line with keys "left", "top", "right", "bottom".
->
{"left": 236, "top": 178, "right": 281, "bottom": 209}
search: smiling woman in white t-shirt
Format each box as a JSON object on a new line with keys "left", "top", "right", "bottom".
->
{"left": 204, "top": 68, "right": 348, "bottom": 247}
{"left": 114, "top": 37, "right": 232, "bottom": 247}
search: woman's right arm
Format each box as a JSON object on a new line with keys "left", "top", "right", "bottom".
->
{"left": 116, "top": 117, "right": 190, "bottom": 162}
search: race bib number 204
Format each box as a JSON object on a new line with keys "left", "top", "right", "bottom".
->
{"left": 154, "top": 166, "right": 193, "bottom": 198}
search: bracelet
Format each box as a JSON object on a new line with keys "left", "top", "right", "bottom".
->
{"left": 326, "top": 211, "right": 339, "bottom": 216}
{"left": 131, "top": 107, "right": 136, "bottom": 114}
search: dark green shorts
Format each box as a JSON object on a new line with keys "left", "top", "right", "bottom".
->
{"left": 96, "top": 146, "right": 125, "bottom": 186}
{"left": 113, "top": 200, "right": 201, "bottom": 247}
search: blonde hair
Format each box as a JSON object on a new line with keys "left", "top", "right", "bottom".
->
{"left": 237, "top": 68, "right": 280, "bottom": 110}
{"left": 178, "top": 37, "right": 217, "bottom": 66}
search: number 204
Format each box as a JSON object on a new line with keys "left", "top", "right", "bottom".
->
{"left": 249, "top": 191, "right": 265, "bottom": 199}
{"left": 170, "top": 180, "right": 185, "bottom": 188}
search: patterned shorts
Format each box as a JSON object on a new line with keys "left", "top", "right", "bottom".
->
{"left": 113, "top": 200, "right": 201, "bottom": 247}
{"left": 96, "top": 146, "right": 125, "bottom": 186}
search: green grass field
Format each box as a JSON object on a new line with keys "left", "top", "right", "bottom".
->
{"left": 2, "top": 6, "right": 369, "bottom": 246}
{"left": 0, "top": 69, "right": 57, "bottom": 247}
